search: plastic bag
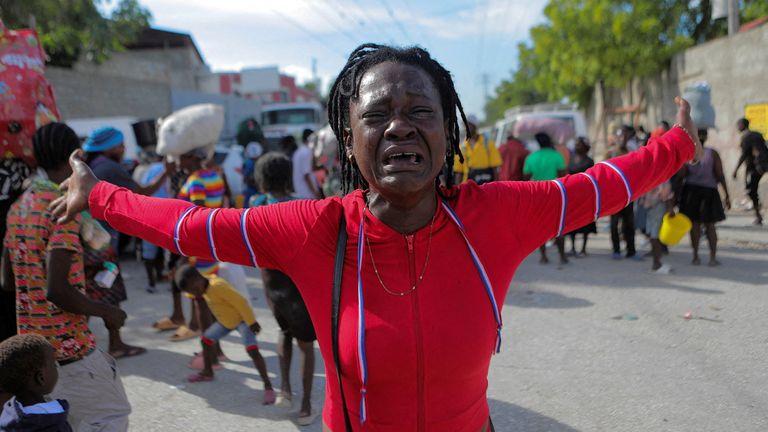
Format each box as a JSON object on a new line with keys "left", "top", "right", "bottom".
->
{"left": 0, "top": 22, "right": 60, "bottom": 165}
{"left": 156, "top": 104, "right": 224, "bottom": 157}
{"left": 683, "top": 82, "right": 716, "bottom": 129}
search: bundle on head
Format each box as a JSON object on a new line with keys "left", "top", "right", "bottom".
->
{"left": 327, "top": 43, "right": 468, "bottom": 193}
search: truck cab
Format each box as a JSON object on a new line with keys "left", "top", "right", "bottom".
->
{"left": 261, "top": 102, "right": 324, "bottom": 151}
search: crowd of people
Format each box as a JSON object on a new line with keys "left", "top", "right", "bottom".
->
{"left": 0, "top": 42, "right": 763, "bottom": 432}
{"left": 0, "top": 122, "right": 324, "bottom": 430}
{"left": 460, "top": 117, "right": 765, "bottom": 274}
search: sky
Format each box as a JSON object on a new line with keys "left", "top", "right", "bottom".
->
{"left": 128, "top": 0, "right": 549, "bottom": 119}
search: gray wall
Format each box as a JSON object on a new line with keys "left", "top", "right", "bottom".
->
{"left": 46, "top": 66, "right": 171, "bottom": 120}
{"left": 587, "top": 23, "right": 768, "bottom": 205}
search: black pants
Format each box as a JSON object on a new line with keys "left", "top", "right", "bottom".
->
{"left": 746, "top": 169, "right": 763, "bottom": 207}
{"left": 610, "top": 203, "right": 636, "bottom": 256}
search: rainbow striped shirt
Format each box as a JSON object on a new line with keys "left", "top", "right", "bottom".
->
{"left": 178, "top": 169, "right": 225, "bottom": 209}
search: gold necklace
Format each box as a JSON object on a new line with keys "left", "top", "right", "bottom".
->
{"left": 364, "top": 210, "right": 436, "bottom": 297}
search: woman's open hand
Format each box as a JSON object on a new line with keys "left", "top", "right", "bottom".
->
{"left": 674, "top": 96, "right": 704, "bottom": 162}
{"left": 49, "top": 150, "right": 100, "bottom": 224}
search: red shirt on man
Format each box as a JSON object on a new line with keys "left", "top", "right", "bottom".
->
{"left": 498, "top": 138, "right": 530, "bottom": 181}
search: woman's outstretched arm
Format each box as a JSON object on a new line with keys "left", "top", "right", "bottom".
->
{"left": 50, "top": 151, "right": 322, "bottom": 269}
{"left": 498, "top": 97, "right": 701, "bottom": 254}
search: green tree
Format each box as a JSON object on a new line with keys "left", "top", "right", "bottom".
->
{"left": 484, "top": 43, "right": 548, "bottom": 122}
{"left": 485, "top": 0, "right": 768, "bottom": 122}
{"left": 0, "top": 0, "right": 151, "bottom": 67}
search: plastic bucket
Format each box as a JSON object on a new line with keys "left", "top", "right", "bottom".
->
{"left": 659, "top": 213, "right": 692, "bottom": 246}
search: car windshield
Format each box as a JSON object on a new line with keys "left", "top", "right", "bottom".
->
{"left": 262, "top": 109, "right": 316, "bottom": 126}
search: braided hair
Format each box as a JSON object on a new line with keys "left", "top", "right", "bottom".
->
{"left": 33, "top": 122, "right": 80, "bottom": 170}
{"left": 327, "top": 43, "right": 468, "bottom": 194}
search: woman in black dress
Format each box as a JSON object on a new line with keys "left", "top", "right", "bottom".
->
{"left": 567, "top": 137, "right": 597, "bottom": 256}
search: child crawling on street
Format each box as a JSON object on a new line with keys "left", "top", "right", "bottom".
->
{"left": 175, "top": 264, "right": 275, "bottom": 405}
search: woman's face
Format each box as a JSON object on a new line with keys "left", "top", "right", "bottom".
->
{"left": 347, "top": 62, "right": 447, "bottom": 200}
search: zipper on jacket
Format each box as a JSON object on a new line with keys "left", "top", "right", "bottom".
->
{"left": 405, "top": 234, "right": 426, "bottom": 431}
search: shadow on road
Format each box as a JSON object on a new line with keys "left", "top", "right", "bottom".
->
{"left": 118, "top": 344, "right": 326, "bottom": 429}
{"left": 506, "top": 289, "right": 594, "bottom": 309}
{"left": 489, "top": 398, "right": 580, "bottom": 431}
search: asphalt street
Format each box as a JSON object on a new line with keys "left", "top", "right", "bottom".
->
{"left": 93, "top": 211, "right": 768, "bottom": 432}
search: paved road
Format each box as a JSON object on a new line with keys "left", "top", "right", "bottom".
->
{"left": 96, "top": 211, "right": 768, "bottom": 431}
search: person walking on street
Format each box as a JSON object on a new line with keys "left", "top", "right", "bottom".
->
{"left": 606, "top": 126, "right": 639, "bottom": 260}
{"left": 498, "top": 133, "right": 529, "bottom": 181}
{"left": 51, "top": 44, "right": 702, "bottom": 432}
{"left": 678, "top": 129, "right": 730, "bottom": 265}
{"left": 523, "top": 132, "right": 568, "bottom": 265}
{"left": 292, "top": 129, "right": 325, "bottom": 199}
{"left": 249, "top": 152, "right": 318, "bottom": 425}
{"left": 3, "top": 123, "right": 131, "bottom": 431}
{"left": 732, "top": 118, "right": 768, "bottom": 225}
{"left": 566, "top": 137, "right": 597, "bottom": 256}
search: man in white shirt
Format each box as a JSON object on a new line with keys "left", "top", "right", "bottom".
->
{"left": 291, "top": 130, "right": 324, "bottom": 199}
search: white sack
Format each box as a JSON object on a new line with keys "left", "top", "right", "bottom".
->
{"left": 157, "top": 104, "right": 225, "bottom": 156}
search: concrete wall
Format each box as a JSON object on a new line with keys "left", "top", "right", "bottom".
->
{"left": 46, "top": 66, "right": 171, "bottom": 120}
{"left": 587, "top": 23, "right": 768, "bottom": 206}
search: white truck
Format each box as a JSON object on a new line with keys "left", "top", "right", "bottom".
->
{"left": 487, "top": 103, "right": 587, "bottom": 152}
{"left": 261, "top": 102, "right": 324, "bottom": 151}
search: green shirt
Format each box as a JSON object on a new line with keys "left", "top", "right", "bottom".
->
{"left": 523, "top": 148, "right": 566, "bottom": 181}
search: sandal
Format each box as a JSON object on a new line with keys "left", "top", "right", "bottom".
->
{"left": 188, "top": 373, "right": 214, "bottom": 383}
{"left": 188, "top": 354, "right": 223, "bottom": 370}
{"left": 297, "top": 411, "right": 317, "bottom": 426}
{"left": 110, "top": 346, "right": 147, "bottom": 359}
{"left": 275, "top": 393, "right": 293, "bottom": 409}
{"left": 262, "top": 389, "right": 276, "bottom": 405}
{"left": 170, "top": 326, "right": 201, "bottom": 342}
{"left": 152, "top": 317, "right": 182, "bottom": 332}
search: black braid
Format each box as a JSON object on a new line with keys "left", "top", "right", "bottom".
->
{"left": 33, "top": 122, "right": 80, "bottom": 170}
{"left": 327, "top": 43, "right": 468, "bottom": 195}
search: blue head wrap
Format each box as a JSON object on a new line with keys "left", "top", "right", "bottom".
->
{"left": 83, "top": 127, "right": 124, "bottom": 153}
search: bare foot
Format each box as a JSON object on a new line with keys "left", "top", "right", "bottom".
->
{"left": 691, "top": 257, "right": 701, "bottom": 266}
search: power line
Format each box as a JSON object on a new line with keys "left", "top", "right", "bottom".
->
{"left": 377, "top": 0, "right": 411, "bottom": 41}
{"left": 300, "top": 0, "right": 361, "bottom": 45}
{"left": 396, "top": 0, "right": 433, "bottom": 47}
{"left": 268, "top": 7, "right": 347, "bottom": 60}
{"left": 351, "top": 0, "right": 398, "bottom": 44}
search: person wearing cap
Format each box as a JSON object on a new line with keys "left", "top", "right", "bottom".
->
{"left": 82, "top": 127, "right": 172, "bottom": 360}
{"left": 83, "top": 127, "right": 172, "bottom": 200}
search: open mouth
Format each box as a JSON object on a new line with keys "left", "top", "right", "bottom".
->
{"left": 384, "top": 152, "right": 423, "bottom": 165}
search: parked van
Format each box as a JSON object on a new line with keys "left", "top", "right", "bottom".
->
{"left": 261, "top": 102, "right": 324, "bottom": 150}
{"left": 492, "top": 103, "right": 587, "bottom": 152}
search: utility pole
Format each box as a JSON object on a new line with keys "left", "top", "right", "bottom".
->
{"left": 480, "top": 73, "right": 490, "bottom": 103}
{"left": 727, "top": 0, "right": 740, "bottom": 36}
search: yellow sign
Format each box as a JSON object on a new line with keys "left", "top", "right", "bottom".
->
{"left": 745, "top": 103, "right": 768, "bottom": 139}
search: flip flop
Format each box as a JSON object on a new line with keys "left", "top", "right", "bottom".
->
{"left": 297, "top": 411, "right": 317, "bottom": 426}
{"left": 188, "top": 354, "right": 223, "bottom": 370}
{"left": 170, "top": 326, "right": 201, "bottom": 342}
{"left": 275, "top": 393, "right": 293, "bottom": 409}
{"left": 152, "top": 317, "right": 182, "bottom": 332}
{"left": 262, "top": 389, "right": 276, "bottom": 405}
{"left": 110, "top": 346, "right": 147, "bottom": 359}
{"left": 188, "top": 373, "right": 214, "bottom": 383}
